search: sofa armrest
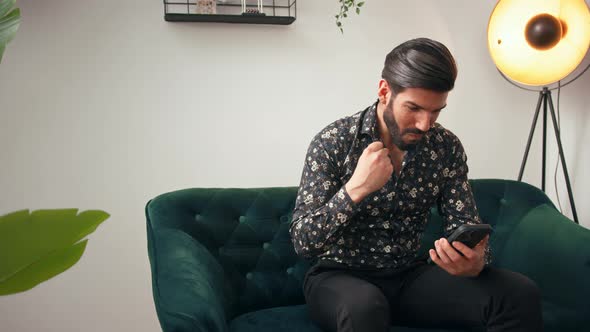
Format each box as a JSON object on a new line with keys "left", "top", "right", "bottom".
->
{"left": 147, "top": 224, "right": 229, "bottom": 332}
{"left": 496, "top": 204, "right": 590, "bottom": 328}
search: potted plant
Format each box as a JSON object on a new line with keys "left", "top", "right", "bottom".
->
{"left": 0, "top": 0, "right": 109, "bottom": 296}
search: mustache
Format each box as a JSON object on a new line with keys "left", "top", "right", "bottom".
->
{"left": 402, "top": 128, "right": 427, "bottom": 135}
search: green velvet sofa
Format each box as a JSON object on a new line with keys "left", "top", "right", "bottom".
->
{"left": 146, "top": 179, "right": 590, "bottom": 332}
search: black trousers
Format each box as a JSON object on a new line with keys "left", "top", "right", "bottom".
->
{"left": 303, "top": 260, "right": 544, "bottom": 332}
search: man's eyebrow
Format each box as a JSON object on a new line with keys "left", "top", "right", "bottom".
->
{"left": 404, "top": 101, "right": 447, "bottom": 112}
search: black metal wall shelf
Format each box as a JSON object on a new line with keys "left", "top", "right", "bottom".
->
{"left": 163, "top": 0, "right": 296, "bottom": 25}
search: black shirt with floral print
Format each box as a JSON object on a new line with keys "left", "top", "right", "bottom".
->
{"left": 290, "top": 102, "right": 490, "bottom": 270}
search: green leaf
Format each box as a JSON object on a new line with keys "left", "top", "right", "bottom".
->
{"left": 0, "top": 0, "right": 20, "bottom": 63}
{"left": 0, "top": 8, "right": 20, "bottom": 44}
{"left": 0, "top": 241, "right": 88, "bottom": 295}
{"left": 0, "top": 209, "right": 109, "bottom": 295}
{"left": 336, "top": 0, "right": 366, "bottom": 32}
{"left": 0, "top": 0, "right": 15, "bottom": 18}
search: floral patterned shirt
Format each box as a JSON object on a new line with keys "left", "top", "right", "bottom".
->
{"left": 290, "top": 102, "right": 490, "bottom": 270}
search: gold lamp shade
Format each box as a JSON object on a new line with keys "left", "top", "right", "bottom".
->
{"left": 487, "top": 0, "right": 590, "bottom": 86}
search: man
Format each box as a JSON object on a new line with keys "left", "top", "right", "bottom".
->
{"left": 289, "top": 38, "right": 544, "bottom": 332}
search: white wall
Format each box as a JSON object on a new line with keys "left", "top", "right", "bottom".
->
{"left": 0, "top": 0, "right": 588, "bottom": 331}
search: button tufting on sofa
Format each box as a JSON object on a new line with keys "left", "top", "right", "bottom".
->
{"left": 263, "top": 242, "right": 270, "bottom": 250}
{"left": 280, "top": 215, "right": 288, "bottom": 223}
{"left": 194, "top": 214, "right": 202, "bottom": 221}
{"left": 246, "top": 272, "right": 253, "bottom": 280}
{"left": 239, "top": 216, "right": 247, "bottom": 223}
{"left": 286, "top": 267, "right": 294, "bottom": 275}
{"left": 500, "top": 198, "right": 508, "bottom": 205}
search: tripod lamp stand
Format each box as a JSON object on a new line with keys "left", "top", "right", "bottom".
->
{"left": 487, "top": 0, "right": 590, "bottom": 224}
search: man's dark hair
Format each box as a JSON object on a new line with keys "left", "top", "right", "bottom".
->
{"left": 381, "top": 38, "right": 458, "bottom": 95}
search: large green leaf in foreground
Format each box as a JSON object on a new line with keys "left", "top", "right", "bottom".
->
{"left": 0, "top": 209, "right": 109, "bottom": 295}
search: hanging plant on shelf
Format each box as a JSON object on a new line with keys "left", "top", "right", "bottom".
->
{"left": 335, "top": 0, "right": 365, "bottom": 33}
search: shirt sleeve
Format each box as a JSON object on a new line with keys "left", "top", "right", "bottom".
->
{"left": 439, "top": 136, "right": 492, "bottom": 265}
{"left": 289, "top": 132, "right": 358, "bottom": 260}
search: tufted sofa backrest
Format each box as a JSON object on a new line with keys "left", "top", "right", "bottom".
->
{"left": 146, "top": 179, "right": 554, "bottom": 319}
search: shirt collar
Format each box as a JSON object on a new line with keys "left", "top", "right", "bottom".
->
{"left": 360, "top": 100, "right": 380, "bottom": 141}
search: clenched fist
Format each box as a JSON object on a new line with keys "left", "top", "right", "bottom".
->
{"left": 345, "top": 141, "right": 393, "bottom": 203}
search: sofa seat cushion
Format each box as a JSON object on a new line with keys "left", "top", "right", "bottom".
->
{"left": 229, "top": 305, "right": 322, "bottom": 332}
{"left": 228, "top": 304, "right": 468, "bottom": 332}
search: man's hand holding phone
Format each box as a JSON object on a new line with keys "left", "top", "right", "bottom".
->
{"left": 428, "top": 224, "right": 492, "bottom": 277}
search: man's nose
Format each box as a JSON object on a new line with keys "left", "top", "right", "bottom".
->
{"left": 415, "top": 112, "right": 434, "bottom": 132}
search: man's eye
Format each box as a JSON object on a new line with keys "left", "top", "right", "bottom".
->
{"left": 408, "top": 107, "right": 419, "bottom": 112}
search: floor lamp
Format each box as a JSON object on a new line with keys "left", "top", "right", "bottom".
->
{"left": 487, "top": 0, "right": 590, "bottom": 224}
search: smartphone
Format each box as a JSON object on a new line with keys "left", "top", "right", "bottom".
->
{"left": 427, "top": 224, "right": 492, "bottom": 263}
{"left": 447, "top": 224, "right": 493, "bottom": 247}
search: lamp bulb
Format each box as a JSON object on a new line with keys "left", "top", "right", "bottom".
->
{"left": 525, "top": 13, "right": 563, "bottom": 50}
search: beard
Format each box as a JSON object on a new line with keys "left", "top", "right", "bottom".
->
{"left": 382, "top": 100, "right": 426, "bottom": 151}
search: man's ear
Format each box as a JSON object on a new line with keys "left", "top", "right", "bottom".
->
{"left": 377, "top": 79, "right": 390, "bottom": 105}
